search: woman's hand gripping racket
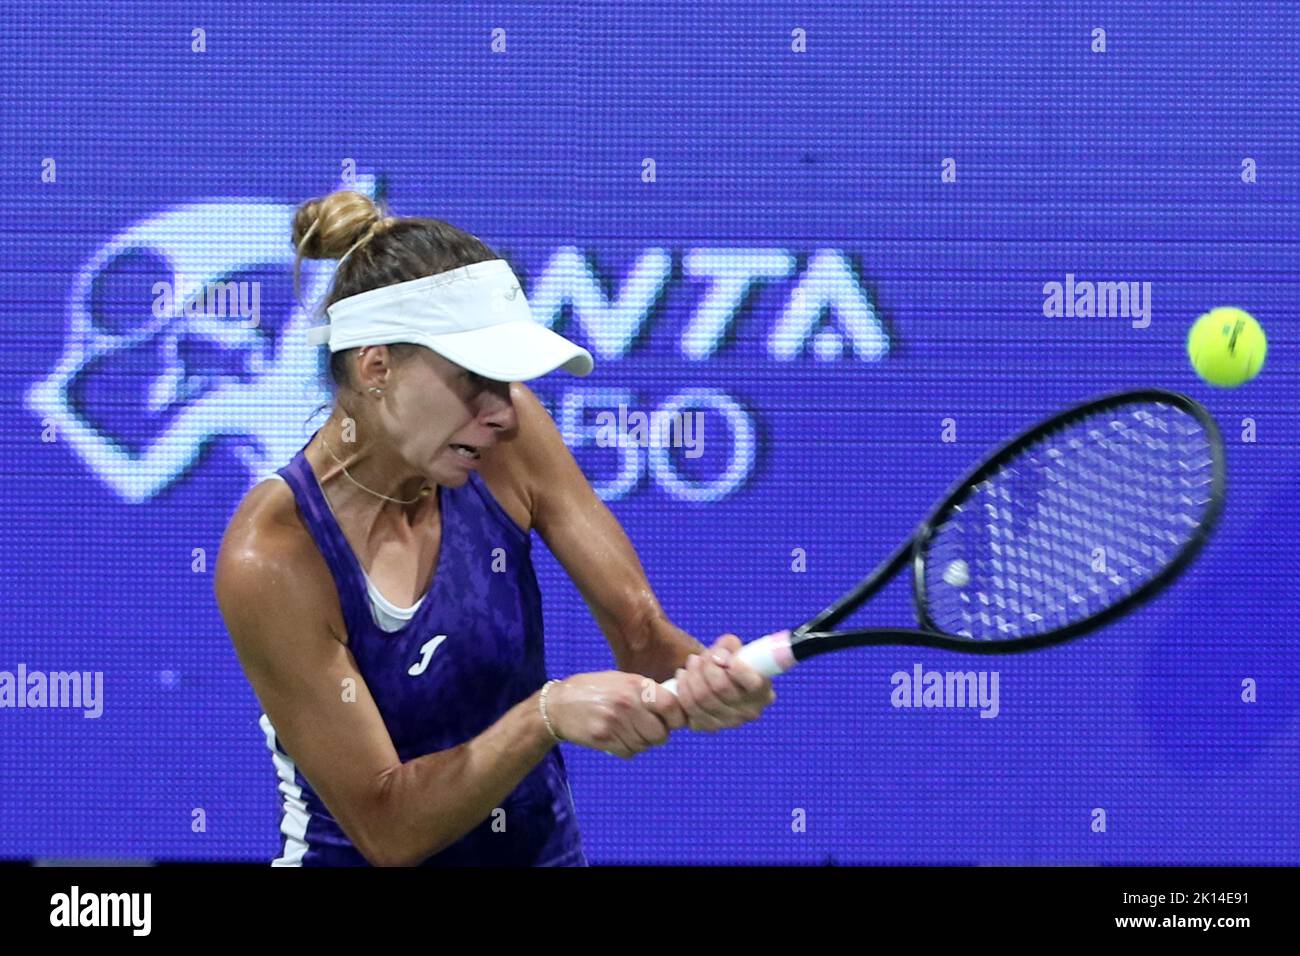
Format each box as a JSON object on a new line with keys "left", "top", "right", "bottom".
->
{"left": 662, "top": 389, "right": 1225, "bottom": 695}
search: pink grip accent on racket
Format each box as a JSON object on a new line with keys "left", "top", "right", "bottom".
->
{"left": 659, "top": 630, "right": 795, "bottom": 696}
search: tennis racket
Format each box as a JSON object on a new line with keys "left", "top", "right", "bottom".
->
{"left": 662, "top": 389, "right": 1225, "bottom": 694}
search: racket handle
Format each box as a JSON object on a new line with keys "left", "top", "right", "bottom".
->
{"left": 659, "top": 630, "right": 796, "bottom": 696}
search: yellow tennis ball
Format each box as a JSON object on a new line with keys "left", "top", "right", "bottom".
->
{"left": 1187, "top": 307, "right": 1267, "bottom": 387}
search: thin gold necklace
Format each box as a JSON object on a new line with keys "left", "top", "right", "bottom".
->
{"left": 319, "top": 435, "right": 431, "bottom": 506}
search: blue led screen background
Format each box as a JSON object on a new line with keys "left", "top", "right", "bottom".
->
{"left": 1, "top": 2, "right": 1296, "bottom": 863}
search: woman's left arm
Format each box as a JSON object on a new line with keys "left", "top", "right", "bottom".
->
{"left": 497, "top": 383, "right": 774, "bottom": 730}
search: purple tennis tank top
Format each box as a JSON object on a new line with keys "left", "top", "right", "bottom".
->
{"left": 261, "top": 434, "right": 586, "bottom": 866}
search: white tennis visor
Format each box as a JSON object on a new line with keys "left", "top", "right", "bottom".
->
{"left": 305, "top": 259, "right": 594, "bottom": 381}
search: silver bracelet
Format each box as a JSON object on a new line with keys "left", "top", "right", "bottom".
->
{"left": 538, "top": 679, "right": 564, "bottom": 743}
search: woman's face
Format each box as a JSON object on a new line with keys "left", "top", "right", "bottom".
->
{"left": 380, "top": 346, "right": 517, "bottom": 487}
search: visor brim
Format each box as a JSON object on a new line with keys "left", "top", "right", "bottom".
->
{"left": 416, "top": 321, "right": 594, "bottom": 381}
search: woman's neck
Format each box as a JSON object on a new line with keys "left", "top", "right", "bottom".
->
{"left": 308, "top": 414, "right": 434, "bottom": 528}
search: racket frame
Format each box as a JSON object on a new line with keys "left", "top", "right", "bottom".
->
{"left": 790, "top": 388, "right": 1226, "bottom": 659}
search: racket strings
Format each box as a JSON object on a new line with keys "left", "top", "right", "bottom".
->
{"left": 923, "top": 401, "right": 1217, "bottom": 640}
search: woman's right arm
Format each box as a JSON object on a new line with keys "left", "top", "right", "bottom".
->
{"left": 214, "top": 525, "right": 683, "bottom": 867}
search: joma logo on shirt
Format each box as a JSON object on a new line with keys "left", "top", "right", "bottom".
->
{"left": 408, "top": 635, "right": 448, "bottom": 676}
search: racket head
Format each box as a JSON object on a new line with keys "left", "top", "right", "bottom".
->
{"left": 909, "top": 389, "right": 1225, "bottom": 650}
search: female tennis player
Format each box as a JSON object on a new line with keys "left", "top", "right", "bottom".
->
{"left": 214, "top": 190, "right": 774, "bottom": 867}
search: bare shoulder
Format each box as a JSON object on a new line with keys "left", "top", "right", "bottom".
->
{"left": 477, "top": 382, "right": 563, "bottom": 533}
{"left": 214, "top": 478, "right": 344, "bottom": 647}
